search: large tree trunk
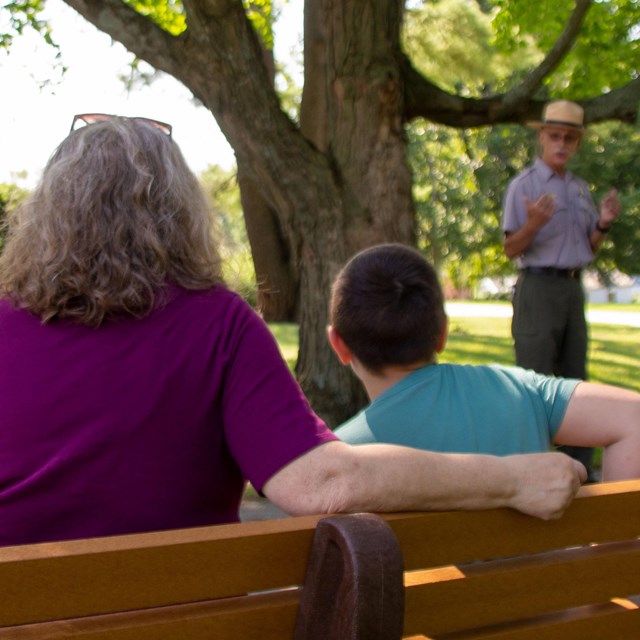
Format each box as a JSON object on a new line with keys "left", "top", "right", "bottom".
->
{"left": 292, "top": 0, "right": 415, "bottom": 425}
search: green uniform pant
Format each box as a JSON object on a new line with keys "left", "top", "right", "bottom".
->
{"left": 511, "top": 271, "right": 593, "bottom": 474}
{"left": 512, "top": 271, "right": 587, "bottom": 378}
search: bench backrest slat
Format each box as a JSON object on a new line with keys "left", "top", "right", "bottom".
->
{"left": 403, "top": 540, "right": 640, "bottom": 636}
{"left": 0, "top": 516, "right": 325, "bottom": 626}
{"left": 428, "top": 608, "right": 640, "bottom": 640}
{"left": 0, "top": 592, "right": 301, "bottom": 640}
{"left": 383, "top": 480, "right": 640, "bottom": 571}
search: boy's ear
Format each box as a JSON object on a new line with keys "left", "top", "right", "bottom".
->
{"left": 435, "top": 315, "right": 449, "bottom": 354}
{"left": 327, "top": 326, "right": 354, "bottom": 365}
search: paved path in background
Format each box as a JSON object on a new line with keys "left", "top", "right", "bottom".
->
{"left": 446, "top": 302, "right": 640, "bottom": 327}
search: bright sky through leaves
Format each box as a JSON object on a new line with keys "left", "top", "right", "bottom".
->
{"left": 0, "top": 0, "right": 301, "bottom": 187}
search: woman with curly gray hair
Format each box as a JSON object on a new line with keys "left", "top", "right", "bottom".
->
{"left": 0, "top": 114, "right": 222, "bottom": 324}
{"left": 0, "top": 115, "right": 584, "bottom": 546}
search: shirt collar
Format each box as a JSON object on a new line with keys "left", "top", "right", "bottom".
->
{"left": 534, "top": 157, "right": 575, "bottom": 183}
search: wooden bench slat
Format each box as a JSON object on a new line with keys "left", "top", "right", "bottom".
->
{"left": 383, "top": 480, "right": 640, "bottom": 571}
{"left": 0, "top": 517, "right": 326, "bottom": 626}
{"left": 0, "top": 591, "right": 300, "bottom": 640}
{"left": 425, "top": 607, "right": 640, "bottom": 640}
{"left": 403, "top": 540, "right": 640, "bottom": 636}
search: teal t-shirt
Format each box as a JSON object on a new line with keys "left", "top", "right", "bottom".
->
{"left": 335, "top": 363, "right": 580, "bottom": 455}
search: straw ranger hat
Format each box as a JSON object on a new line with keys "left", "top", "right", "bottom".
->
{"left": 527, "top": 100, "right": 588, "bottom": 135}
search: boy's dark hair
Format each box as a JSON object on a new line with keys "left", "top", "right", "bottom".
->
{"left": 330, "top": 243, "right": 446, "bottom": 373}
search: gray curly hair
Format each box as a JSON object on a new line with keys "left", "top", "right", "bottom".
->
{"left": 0, "top": 117, "right": 224, "bottom": 326}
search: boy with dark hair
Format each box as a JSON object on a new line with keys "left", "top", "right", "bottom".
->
{"left": 330, "top": 243, "right": 640, "bottom": 481}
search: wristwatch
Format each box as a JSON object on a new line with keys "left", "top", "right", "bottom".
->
{"left": 596, "top": 221, "right": 611, "bottom": 233}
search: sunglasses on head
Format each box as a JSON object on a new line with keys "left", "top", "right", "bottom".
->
{"left": 70, "top": 113, "right": 173, "bottom": 137}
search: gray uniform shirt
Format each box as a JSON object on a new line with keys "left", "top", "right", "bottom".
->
{"left": 502, "top": 158, "right": 598, "bottom": 269}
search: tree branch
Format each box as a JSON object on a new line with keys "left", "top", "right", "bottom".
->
{"left": 502, "top": 0, "right": 592, "bottom": 107}
{"left": 583, "top": 78, "right": 640, "bottom": 124}
{"left": 401, "top": 0, "right": 600, "bottom": 126}
{"left": 401, "top": 54, "right": 640, "bottom": 128}
{"left": 401, "top": 56, "right": 508, "bottom": 125}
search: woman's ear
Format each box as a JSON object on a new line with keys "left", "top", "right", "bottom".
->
{"left": 327, "top": 326, "right": 353, "bottom": 365}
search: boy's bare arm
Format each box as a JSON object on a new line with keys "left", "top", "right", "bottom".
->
{"left": 554, "top": 382, "right": 640, "bottom": 480}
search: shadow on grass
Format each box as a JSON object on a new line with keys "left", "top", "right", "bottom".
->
{"left": 442, "top": 335, "right": 515, "bottom": 367}
{"left": 268, "top": 319, "right": 640, "bottom": 393}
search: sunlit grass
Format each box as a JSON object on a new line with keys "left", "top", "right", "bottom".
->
{"left": 443, "top": 316, "right": 640, "bottom": 393}
{"left": 269, "top": 314, "right": 640, "bottom": 392}
{"left": 589, "top": 302, "right": 640, "bottom": 312}
{"left": 444, "top": 317, "right": 514, "bottom": 366}
{"left": 268, "top": 322, "right": 299, "bottom": 371}
{"left": 589, "top": 325, "right": 640, "bottom": 392}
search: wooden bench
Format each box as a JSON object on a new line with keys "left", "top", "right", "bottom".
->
{"left": 1, "top": 479, "right": 639, "bottom": 639}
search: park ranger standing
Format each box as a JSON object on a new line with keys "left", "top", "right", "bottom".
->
{"left": 502, "top": 100, "right": 620, "bottom": 481}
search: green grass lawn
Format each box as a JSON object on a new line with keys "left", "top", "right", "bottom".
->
{"left": 444, "top": 314, "right": 640, "bottom": 393}
{"left": 270, "top": 307, "right": 640, "bottom": 393}
{"left": 268, "top": 322, "right": 299, "bottom": 371}
{"left": 427, "top": 300, "right": 640, "bottom": 391}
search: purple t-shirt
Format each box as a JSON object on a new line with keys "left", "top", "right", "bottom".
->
{"left": 0, "top": 286, "right": 336, "bottom": 545}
